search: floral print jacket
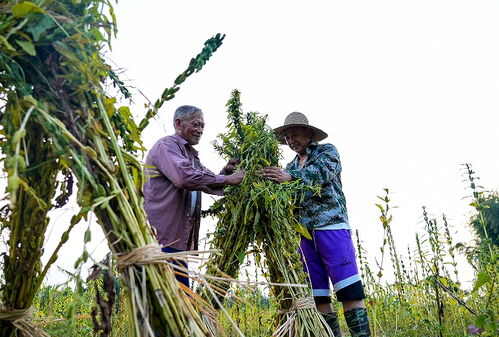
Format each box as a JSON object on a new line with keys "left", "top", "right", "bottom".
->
{"left": 286, "top": 142, "right": 350, "bottom": 230}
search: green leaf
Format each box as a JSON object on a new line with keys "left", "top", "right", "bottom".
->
{"left": 60, "top": 231, "right": 69, "bottom": 244}
{"left": 475, "top": 314, "right": 488, "bottom": 329}
{"left": 11, "top": 129, "right": 26, "bottom": 144}
{"left": 73, "top": 257, "right": 82, "bottom": 269}
{"left": 12, "top": 1, "right": 44, "bottom": 18}
{"left": 472, "top": 271, "right": 491, "bottom": 292}
{"left": 295, "top": 223, "right": 312, "bottom": 240}
{"left": 237, "top": 250, "right": 246, "bottom": 264}
{"left": 82, "top": 250, "right": 89, "bottom": 262}
{"left": 26, "top": 15, "right": 55, "bottom": 41}
{"left": 438, "top": 276, "right": 449, "bottom": 287}
{"left": 118, "top": 106, "right": 140, "bottom": 142}
{"left": 16, "top": 40, "right": 36, "bottom": 56}
{"left": 0, "top": 36, "right": 16, "bottom": 51}
{"left": 89, "top": 28, "right": 104, "bottom": 41}
{"left": 84, "top": 228, "right": 91, "bottom": 243}
{"left": 7, "top": 176, "right": 20, "bottom": 193}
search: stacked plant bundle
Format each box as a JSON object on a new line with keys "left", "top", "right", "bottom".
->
{"left": 204, "top": 90, "right": 330, "bottom": 337}
{"left": 0, "top": 1, "right": 224, "bottom": 336}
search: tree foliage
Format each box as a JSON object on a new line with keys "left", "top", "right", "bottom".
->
{"left": 470, "top": 192, "right": 499, "bottom": 246}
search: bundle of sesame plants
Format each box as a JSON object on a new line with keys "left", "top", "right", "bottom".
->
{"left": 204, "top": 90, "right": 330, "bottom": 337}
{"left": 0, "top": 1, "right": 225, "bottom": 336}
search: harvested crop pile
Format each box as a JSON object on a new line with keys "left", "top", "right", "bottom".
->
{"left": 0, "top": 1, "right": 224, "bottom": 336}
{"left": 204, "top": 90, "right": 330, "bottom": 337}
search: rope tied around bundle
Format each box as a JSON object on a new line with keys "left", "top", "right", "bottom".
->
{"left": 115, "top": 243, "right": 216, "bottom": 270}
{"left": 273, "top": 297, "right": 318, "bottom": 337}
{"left": 0, "top": 306, "right": 50, "bottom": 337}
{"left": 0, "top": 307, "right": 32, "bottom": 322}
{"left": 115, "top": 244, "right": 167, "bottom": 270}
{"left": 113, "top": 244, "right": 221, "bottom": 337}
{"left": 289, "top": 297, "right": 316, "bottom": 311}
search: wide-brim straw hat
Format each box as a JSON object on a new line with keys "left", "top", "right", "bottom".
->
{"left": 274, "top": 111, "right": 328, "bottom": 144}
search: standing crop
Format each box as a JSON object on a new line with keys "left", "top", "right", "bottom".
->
{"left": 356, "top": 184, "right": 498, "bottom": 337}
{"left": 204, "top": 90, "right": 329, "bottom": 337}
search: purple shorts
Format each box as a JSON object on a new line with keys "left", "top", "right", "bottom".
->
{"left": 300, "top": 229, "right": 362, "bottom": 299}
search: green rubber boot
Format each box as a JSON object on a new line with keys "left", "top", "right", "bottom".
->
{"left": 321, "top": 312, "right": 342, "bottom": 337}
{"left": 344, "top": 307, "right": 371, "bottom": 337}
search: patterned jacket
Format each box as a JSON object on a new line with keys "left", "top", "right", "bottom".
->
{"left": 285, "top": 143, "right": 350, "bottom": 230}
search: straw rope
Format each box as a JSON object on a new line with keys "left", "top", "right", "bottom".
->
{"left": 0, "top": 307, "right": 32, "bottom": 321}
{"left": 0, "top": 306, "right": 50, "bottom": 337}
{"left": 116, "top": 244, "right": 311, "bottom": 290}
{"left": 115, "top": 244, "right": 216, "bottom": 270}
{"left": 289, "top": 297, "right": 316, "bottom": 311}
{"left": 272, "top": 297, "right": 318, "bottom": 337}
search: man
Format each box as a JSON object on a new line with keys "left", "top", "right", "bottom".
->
{"left": 143, "top": 105, "right": 243, "bottom": 287}
{"left": 262, "top": 112, "right": 371, "bottom": 337}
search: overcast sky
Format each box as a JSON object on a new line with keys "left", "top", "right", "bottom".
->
{"left": 41, "top": 0, "right": 499, "bottom": 286}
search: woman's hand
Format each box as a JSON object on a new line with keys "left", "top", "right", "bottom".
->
{"left": 261, "top": 167, "right": 292, "bottom": 183}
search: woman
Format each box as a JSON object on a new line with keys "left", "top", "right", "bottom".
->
{"left": 262, "top": 112, "right": 371, "bottom": 337}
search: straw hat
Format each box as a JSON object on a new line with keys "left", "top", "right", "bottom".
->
{"left": 274, "top": 112, "right": 328, "bottom": 144}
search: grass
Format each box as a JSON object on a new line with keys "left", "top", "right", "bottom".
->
{"left": 34, "top": 171, "right": 498, "bottom": 337}
{"left": 33, "top": 281, "right": 130, "bottom": 337}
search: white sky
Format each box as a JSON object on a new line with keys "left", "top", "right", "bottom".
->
{"left": 39, "top": 0, "right": 499, "bottom": 286}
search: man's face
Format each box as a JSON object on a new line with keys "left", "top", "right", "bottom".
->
{"left": 283, "top": 126, "right": 313, "bottom": 154}
{"left": 175, "top": 112, "right": 205, "bottom": 145}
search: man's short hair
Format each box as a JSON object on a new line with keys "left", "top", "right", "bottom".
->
{"left": 173, "top": 105, "right": 202, "bottom": 123}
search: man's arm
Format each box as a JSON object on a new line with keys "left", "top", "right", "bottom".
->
{"left": 153, "top": 141, "right": 226, "bottom": 190}
{"left": 202, "top": 171, "right": 245, "bottom": 195}
{"left": 153, "top": 141, "right": 243, "bottom": 190}
{"left": 198, "top": 159, "right": 242, "bottom": 193}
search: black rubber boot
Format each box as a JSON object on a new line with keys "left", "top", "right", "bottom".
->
{"left": 321, "top": 312, "right": 342, "bottom": 337}
{"left": 344, "top": 307, "right": 371, "bottom": 337}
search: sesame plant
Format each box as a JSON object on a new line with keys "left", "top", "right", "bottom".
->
{"left": 0, "top": 1, "right": 225, "bottom": 336}
{"left": 203, "top": 90, "right": 329, "bottom": 337}
{"left": 32, "top": 281, "right": 130, "bottom": 337}
{"left": 356, "top": 181, "right": 498, "bottom": 337}
{"left": 28, "top": 166, "right": 498, "bottom": 337}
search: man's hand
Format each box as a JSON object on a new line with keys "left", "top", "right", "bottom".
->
{"left": 220, "top": 159, "right": 240, "bottom": 175}
{"left": 224, "top": 170, "right": 245, "bottom": 185}
{"left": 261, "top": 167, "right": 292, "bottom": 183}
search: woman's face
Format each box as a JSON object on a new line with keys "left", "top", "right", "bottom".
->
{"left": 283, "top": 127, "right": 313, "bottom": 154}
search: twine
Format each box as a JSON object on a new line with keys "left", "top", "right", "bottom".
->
{"left": 0, "top": 307, "right": 32, "bottom": 322}
{"left": 289, "top": 297, "right": 316, "bottom": 311}
{"left": 116, "top": 245, "right": 311, "bottom": 291}
{"left": 115, "top": 243, "right": 216, "bottom": 270}
{"left": 0, "top": 306, "right": 50, "bottom": 337}
{"left": 272, "top": 297, "right": 317, "bottom": 337}
{"left": 116, "top": 244, "right": 165, "bottom": 269}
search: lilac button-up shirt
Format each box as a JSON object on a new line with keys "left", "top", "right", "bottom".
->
{"left": 143, "top": 135, "right": 226, "bottom": 250}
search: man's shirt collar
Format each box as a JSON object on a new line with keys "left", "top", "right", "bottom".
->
{"left": 172, "top": 134, "right": 189, "bottom": 145}
{"left": 171, "top": 134, "right": 199, "bottom": 155}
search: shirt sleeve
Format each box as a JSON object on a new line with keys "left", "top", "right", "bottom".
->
{"left": 153, "top": 141, "right": 226, "bottom": 190}
{"left": 285, "top": 144, "right": 341, "bottom": 186}
{"left": 199, "top": 185, "right": 225, "bottom": 196}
